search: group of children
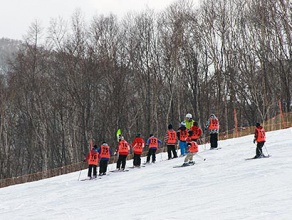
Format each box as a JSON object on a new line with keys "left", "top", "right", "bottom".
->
{"left": 84, "top": 113, "right": 266, "bottom": 179}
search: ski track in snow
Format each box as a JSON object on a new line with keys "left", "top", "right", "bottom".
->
{"left": 0, "top": 128, "right": 292, "bottom": 220}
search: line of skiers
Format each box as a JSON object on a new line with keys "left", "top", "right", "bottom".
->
{"left": 83, "top": 113, "right": 266, "bottom": 178}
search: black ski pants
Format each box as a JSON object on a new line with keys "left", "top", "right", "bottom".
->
{"left": 133, "top": 153, "right": 142, "bottom": 166}
{"left": 167, "top": 145, "right": 178, "bottom": 159}
{"left": 210, "top": 133, "right": 218, "bottom": 148}
{"left": 256, "top": 142, "right": 265, "bottom": 157}
{"left": 117, "top": 155, "right": 127, "bottom": 169}
{"left": 146, "top": 148, "right": 157, "bottom": 163}
{"left": 87, "top": 164, "right": 97, "bottom": 178}
{"left": 99, "top": 159, "right": 109, "bottom": 174}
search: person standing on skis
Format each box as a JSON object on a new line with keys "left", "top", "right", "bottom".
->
{"left": 165, "top": 124, "right": 178, "bottom": 160}
{"left": 177, "top": 121, "right": 189, "bottom": 156}
{"left": 253, "top": 122, "right": 267, "bottom": 158}
{"left": 131, "top": 133, "right": 145, "bottom": 167}
{"left": 205, "top": 114, "right": 219, "bottom": 149}
{"left": 115, "top": 136, "right": 130, "bottom": 170}
{"left": 183, "top": 138, "right": 199, "bottom": 166}
{"left": 83, "top": 145, "right": 99, "bottom": 179}
{"left": 97, "top": 141, "right": 111, "bottom": 176}
{"left": 145, "top": 134, "right": 162, "bottom": 164}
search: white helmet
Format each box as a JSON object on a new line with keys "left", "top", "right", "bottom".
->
{"left": 186, "top": 113, "right": 192, "bottom": 119}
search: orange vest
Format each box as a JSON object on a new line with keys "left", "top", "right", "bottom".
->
{"left": 88, "top": 150, "right": 99, "bottom": 165}
{"left": 166, "top": 130, "right": 177, "bottom": 144}
{"left": 118, "top": 140, "right": 130, "bottom": 155}
{"left": 188, "top": 141, "right": 199, "bottom": 153}
{"left": 148, "top": 137, "right": 159, "bottom": 149}
{"left": 99, "top": 145, "right": 110, "bottom": 159}
{"left": 255, "top": 127, "right": 266, "bottom": 142}
{"left": 132, "top": 137, "right": 145, "bottom": 154}
{"left": 208, "top": 118, "right": 219, "bottom": 130}
{"left": 190, "top": 126, "right": 202, "bottom": 140}
{"left": 179, "top": 129, "right": 189, "bottom": 141}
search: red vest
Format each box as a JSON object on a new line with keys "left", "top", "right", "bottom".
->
{"left": 148, "top": 137, "right": 159, "bottom": 149}
{"left": 99, "top": 145, "right": 110, "bottom": 159}
{"left": 255, "top": 127, "right": 266, "bottom": 142}
{"left": 88, "top": 150, "right": 99, "bottom": 165}
{"left": 188, "top": 141, "right": 199, "bottom": 153}
{"left": 166, "top": 130, "right": 177, "bottom": 144}
{"left": 118, "top": 140, "right": 130, "bottom": 155}
{"left": 132, "top": 137, "right": 145, "bottom": 154}
{"left": 179, "top": 129, "right": 189, "bottom": 141}
{"left": 190, "top": 126, "right": 202, "bottom": 140}
{"left": 208, "top": 118, "right": 219, "bottom": 130}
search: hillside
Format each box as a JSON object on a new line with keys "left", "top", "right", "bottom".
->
{"left": 0, "top": 128, "right": 291, "bottom": 220}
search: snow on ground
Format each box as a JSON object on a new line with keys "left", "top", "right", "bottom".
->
{"left": 0, "top": 128, "right": 292, "bottom": 220}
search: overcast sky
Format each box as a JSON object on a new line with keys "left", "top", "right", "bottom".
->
{"left": 0, "top": 0, "right": 185, "bottom": 40}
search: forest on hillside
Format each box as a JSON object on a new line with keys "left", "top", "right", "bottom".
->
{"left": 0, "top": 0, "right": 291, "bottom": 178}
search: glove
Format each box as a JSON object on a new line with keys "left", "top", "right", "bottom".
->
{"left": 253, "top": 139, "right": 256, "bottom": 144}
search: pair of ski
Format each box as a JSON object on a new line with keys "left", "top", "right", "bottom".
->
{"left": 173, "top": 163, "right": 195, "bottom": 168}
{"left": 245, "top": 155, "right": 271, "bottom": 160}
{"left": 110, "top": 169, "right": 129, "bottom": 172}
{"left": 80, "top": 176, "right": 103, "bottom": 181}
{"left": 128, "top": 165, "right": 146, "bottom": 169}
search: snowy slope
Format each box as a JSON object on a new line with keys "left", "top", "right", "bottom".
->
{"left": 0, "top": 128, "right": 291, "bottom": 220}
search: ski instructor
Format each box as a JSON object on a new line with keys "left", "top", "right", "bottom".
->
{"left": 205, "top": 114, "right": 219, "bottom": 149}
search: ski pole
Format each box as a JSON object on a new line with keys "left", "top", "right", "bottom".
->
{"left": 264, "top": 144, "right": 269, "bottom": 156}
{"left": 203, "top": 133, "right": 206, "bottom": 151}
{"left": 195, "top": 153, "right": 206, "bottom": 161}
{"left": 77, "top": 161, "right": 83, "bottom": 181}
{"left": 78, "top": 170, "right": 82, "bottom": 181}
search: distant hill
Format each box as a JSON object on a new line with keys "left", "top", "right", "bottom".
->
{"left": 0, "top": 38, "right": 22, "bottom": 74}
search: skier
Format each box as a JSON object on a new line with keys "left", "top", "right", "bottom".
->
{"left": 83, "top": 145, "right": 99, "bottom": 179}
{"left": 131, "top": 133, "right": 145, "bottom": 167}
{"left": 205, "top": 114, "right": 219, "bottom": 149}
{"left": 146, "top": 134, "right": 162, "bottom": 164}
{"left": 115, "top": 136, "right": 130, "bottom": 170}
{"left": 183, "top": 138, "right": 199, "bottom": 166}
{"left": 97, "top": 141, "right": 111, "bottom": 176}
{"left": 165, "top": 124, "right": 178, "bottom": 160}
{"left": 177, "top": 121, "right": 189, "bottom": 156}
{"left": 189, "top": 121, "right": 202, "bottom": 143}
{"left": 253, "top": 122, "right": 267, "bottom": 158}
{"left": 184, "top": 113, "right": 195, "bottom": 129}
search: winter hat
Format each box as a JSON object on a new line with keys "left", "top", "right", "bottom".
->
{"left": 168, "top": 124, "right": 173, "bottom": 129}
{"left": 256, "top": 122, "right": 260, "bottom": 127}
{"left": 136, "top": 133, "right": 141, "bottom": 137}
{"left": 181, "top": 121, "right": 186, "bottom": 127}
{"left": 149, "top": 134, "right": 153, "bottom": 137}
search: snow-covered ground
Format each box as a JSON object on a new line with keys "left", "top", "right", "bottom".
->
{"left": 0, "top": 128, "right": 291, "bottom": 220}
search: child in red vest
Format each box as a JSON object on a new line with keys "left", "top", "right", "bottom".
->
{"left": 115, "top": 136, "right": 130, "bottom": 170}
{"left": 84, "top": 145, "right": 99, "bottom": 179}
{"left": 183, "top": 138, "right": 199, "bottom": 166}
{"left": 253, "top": 122, "right": 267, "bottom": 158}
{"left": 131, "top": 133, "right": 145, "bottom": 167}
